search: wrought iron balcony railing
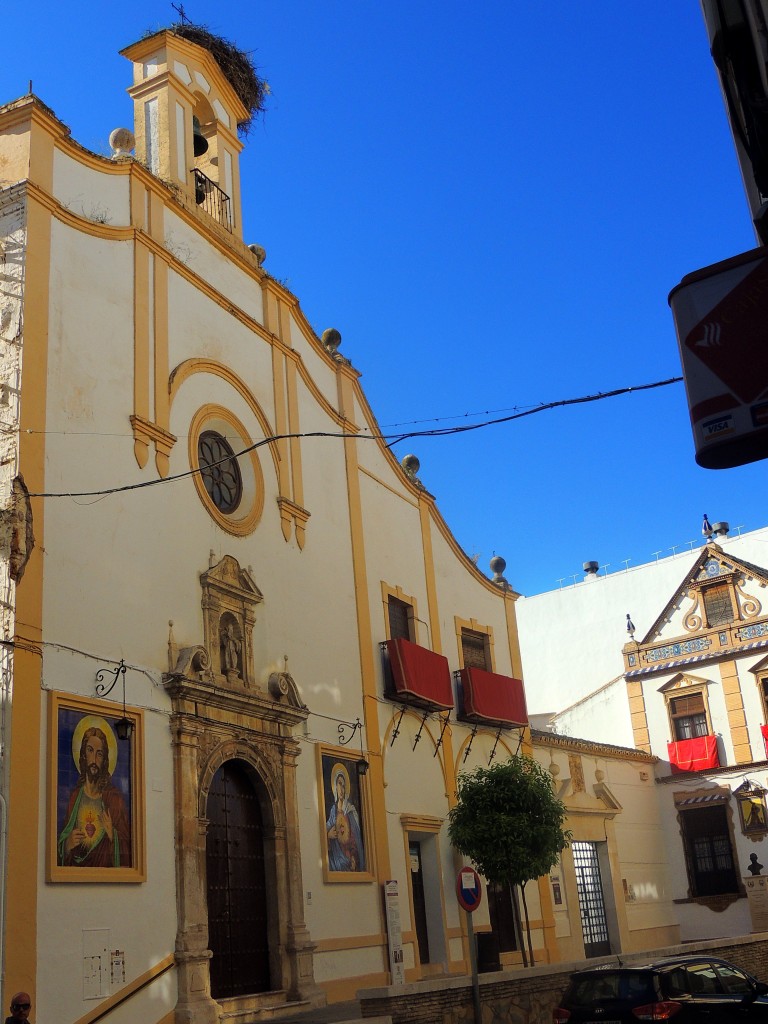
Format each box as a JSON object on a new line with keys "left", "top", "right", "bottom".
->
{"left": 192, "top": 168, "right": 232, "bottom": 232}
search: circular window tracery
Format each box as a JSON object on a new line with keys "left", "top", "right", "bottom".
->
{"left": 189, "top": 406, "right": 265, "bottom": 536}
{"left": 198, "top": 430, "right": 243, "bottom": 514}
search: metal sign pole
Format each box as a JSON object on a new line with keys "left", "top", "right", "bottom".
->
{"left": 465, "top": 908, "right": 482, "bottom": 1024}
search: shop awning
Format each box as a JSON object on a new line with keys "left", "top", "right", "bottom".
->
{"left": 667, "top": 735, "right": 720, "bottom": 774}
{"left": 385, "top": 637, "right": 454, "bottom": 711}
{"left": 458, "top": 667, "right": 528, "bottom": 728}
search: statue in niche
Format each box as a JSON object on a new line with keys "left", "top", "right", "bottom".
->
{"left": 219, "top": 614, "right": 243, "bottom": 679}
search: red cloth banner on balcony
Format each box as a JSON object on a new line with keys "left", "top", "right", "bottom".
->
{"left": 459, "top": 667, "right": 528, "bottom": 727}
{"left": 667, "top": 735, "right": 719, "bottom": 773}
{"left": 386, "top": 637, "right": 454, "bottom": 711}
{"left": 761, "top": 724, "right": 768, "bottom": 758}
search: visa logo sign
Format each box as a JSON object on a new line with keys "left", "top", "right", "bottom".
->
{"left": 702, "top": 415, "right": 734, "bottom": 440}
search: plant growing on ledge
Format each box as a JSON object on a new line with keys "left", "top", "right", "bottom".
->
{"left": 448, "top": 755, "right": 570, "bottom": 967}
{"left": 170, "top": 22, "right": 270, "bottom": 135}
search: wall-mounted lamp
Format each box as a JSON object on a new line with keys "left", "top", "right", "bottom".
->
{"left": 338, "top": 717, "right": 369, "bottom": 776}
{"left": 95, "top": 659, "right": 133, "bottom": 740}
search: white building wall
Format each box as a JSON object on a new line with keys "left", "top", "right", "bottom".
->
{"left": 518, "top": 526, "right": 768, "bottom": 718}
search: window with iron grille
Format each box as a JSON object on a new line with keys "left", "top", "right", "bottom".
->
{"left": 670, "top": 692, "right": 708, "bottom": 741}
{"left": 387, "top": 596, "right": 413, "bottom": 641}
{"left": 679, "top": 805, "right": 737, "bottom": 896}
{"left": 461, "top": 629, "right": 490, "bottom": 670}
{"left": 702, "top": 583, "right": 734, "bottom": 627}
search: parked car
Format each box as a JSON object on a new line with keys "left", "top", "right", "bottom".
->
{"left": 553, "top": 955, "right": 768, "bottom": 1024}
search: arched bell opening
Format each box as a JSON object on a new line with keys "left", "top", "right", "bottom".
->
{"left": 190, "top": 93, "right": 232, "bottom": 228}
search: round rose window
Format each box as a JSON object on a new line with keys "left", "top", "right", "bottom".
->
{"left": 198, "top": 430, "right": 243, "bottom": 515}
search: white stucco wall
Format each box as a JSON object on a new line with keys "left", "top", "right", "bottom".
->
{"left": 518, "top": 527, "right": 768, "bottom": 718}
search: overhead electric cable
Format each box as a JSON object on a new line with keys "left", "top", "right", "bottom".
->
{"left": 27, "top": 375, "right": 682, "bottom": 499}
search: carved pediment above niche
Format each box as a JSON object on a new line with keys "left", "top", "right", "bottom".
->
{"left": 201, "top": 554, "right": 263, "bottom": 690}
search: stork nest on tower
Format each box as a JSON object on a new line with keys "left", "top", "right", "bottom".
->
{"left": 170, "top": 22, "right": 269, "bottom": 135}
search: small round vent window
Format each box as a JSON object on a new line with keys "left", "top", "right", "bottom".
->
{"left": 198, "top": 430, "right": 243, "bottom": 514}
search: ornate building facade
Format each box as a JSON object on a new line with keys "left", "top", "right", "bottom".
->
{"left": 0, "top": 29, "right": 679, "bottom": 1024}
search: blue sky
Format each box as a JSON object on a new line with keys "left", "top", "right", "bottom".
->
{"left": 3, "top": 3, "right": 765, "bottom": 595}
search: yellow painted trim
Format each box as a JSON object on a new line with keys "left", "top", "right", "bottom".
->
{"left": 358, "top": 465, "right": 420, "bottom": 507}
{"left": 719, "top": 658, "right": 754, "bottom": 763}
{"left": 319, "top": 973, "right": 388, "bottom": 1004}
{"left": 399, "top": 823, "right": 451, "bottom": 978}
{"left": 129, "top": 175, "right": 147, "bottom": 232}
{"left": 536, "top": 873, "right": 558, "bottom": 963}
{"left": 503, "top": 591, "right": 524, "bottom": 679}
{"left": 418, "top": 496, "right": 442, "bottom": 655}
{"left": 28, "top": 112, "right": 56, "bottom": 195}
{"left": 663, "top": 677, "right": 714, "bottom": 743}
{"left": 5, "top": 191, "right": 52, "bottom": 1002}
{"left": 454, "top": 616, "right": 496, "bottom": 672}
{"left": 27, "top": 181, "right": 134, "bottom": 240}
{"left": 47, "top": 691, "right": 147, "bottom": 883}
{"left": 133, "top": 242, "right": 151, "bottom": 464}
{"left": 626, "top": 679, "right": 651, "bottom": 753}
{"left": 285, "top": 355, "right": 305, "bottom": 510}
{"left": 292, "top": 351, "right": 348, "bottom": 428}
{"left": 271, "top": 347, "right": 290, "bottom": 498}
{"left": 417, "top": 494, "right": 461, "bottom": 811}
{"left": 337, "top": 368, "right": 390, "bottom": 883}
{"left": 0, "top": 96, "right": 70, "bottom": 140}
{"left": 312, "top": 933, "right": 385, "bottom": 952}
{"left": 381, "top": 709, "right": 449, "bottom": 787}
{"left": 121, "top": 31, "right": 249, "bottom": 124}
{"left": 534, "top": 730, "right": 658, "bottom": 763}
{"left": 315, "top": 743, "right": 377, "bottom": 884}
{"left": 453, "top": 731, "right": 518, "bottom": 777}
{"left": 400, "top": 814, "right": 444, "bottom": 832}
{"left": 153, "top": 224, "right": 169, "bottom": 469}
{"left": 168, "top": 358, "right": 281, "bottom": 483}
{"left": 30, "top": 158, "right": 354, "bottom": 447}
{"left": 70, "top": 954, "right": 175, "bottom": 1024}
{"left": 188, "top": 405, "right": 265, "bottom": 537}
{"left": 380, "top": 582, "right": 421, "bottom": 644}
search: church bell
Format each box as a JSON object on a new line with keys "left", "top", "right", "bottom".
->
{"left": 192, "top": 116, "right": 209, "bottom": 157}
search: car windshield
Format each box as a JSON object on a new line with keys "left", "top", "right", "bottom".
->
{"left": 569, "top": 972, "right": 656, "bottom": 1005}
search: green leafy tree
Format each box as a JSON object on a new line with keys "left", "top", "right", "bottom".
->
{"left": 448, "top": 755, "right": 571, "bottom": 966}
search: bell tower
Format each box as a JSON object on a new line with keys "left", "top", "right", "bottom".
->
{"left": 121, "top": 30, "right": 248, "bottom": 238}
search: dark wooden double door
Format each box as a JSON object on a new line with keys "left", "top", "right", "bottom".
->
{"left": 206, "top": 759, "right": 271, "bottom": 999}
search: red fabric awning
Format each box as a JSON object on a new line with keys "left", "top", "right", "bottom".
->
{"left": 459, "top": 667, "right": 528, "bottom": 727}
{"left": 761, "top": 724, "right": 768, "bottom": 758}
{"left": 667, "top": 735, "right": 720, "bottom": 773}
{"left": 385, "top": 637, "right": 454, "bottom": 711}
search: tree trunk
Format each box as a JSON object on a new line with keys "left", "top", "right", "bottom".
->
{"left": 520, "top": 881, "right": 535, "bottom": 966}
{"left": 509, "top": 879, "right": 528, "bottom": 968}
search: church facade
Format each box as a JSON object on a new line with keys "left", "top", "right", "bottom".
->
{"left": 0, "top": 30, "right": 678, "bottom": 1024}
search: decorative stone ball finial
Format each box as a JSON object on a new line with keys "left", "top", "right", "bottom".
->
{"left": 321, "top": 328, "right": 342, "bottom": 354}
{"left": 247, "top": 243, "right": 267, "bottom": 267}
{"left": 109, "top": 127, "right": 135, "bottom": 159}
{"left": 490, "top": 555, "right": 510, "bottom": 589}
{"left": 401, "top": 454, "right": 420, "bottom": 477}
